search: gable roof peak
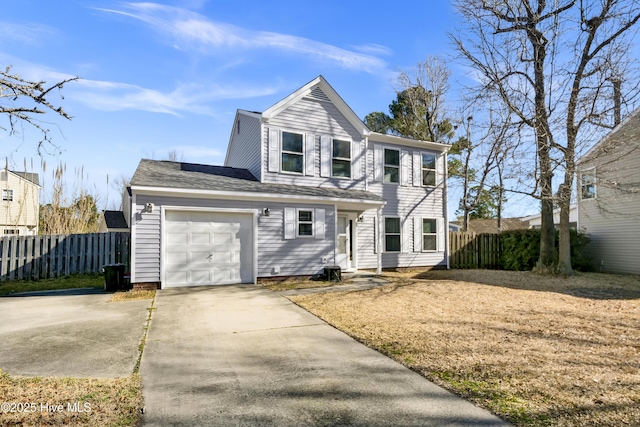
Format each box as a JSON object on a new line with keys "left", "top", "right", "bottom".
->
{"left": 262, "top": 75, "right": 369, "bottom": 136}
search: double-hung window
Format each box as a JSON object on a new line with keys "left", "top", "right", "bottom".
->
{"left": 384, "top": 217, "right": 401, "bottom": 252}
{"left": 384, "top": 149, "right": 400, "bottom": 183}
{"left": 581, "top": 169, "right": 596, "bottom": 199}
{"left": 422, "top": 218, "right": 437, "bottom": 251}
{"left": 332, "top": 139, "right": 351, "bottom": 178}
{"left": 2, "top": 189, "right": 13, "bottom": 202}
{"left": 297, "top": 210, "right": 314, "bottom": 237}
{"left": 282, "top": 131, "right": 304, "bottom": 174}
{"left": 422, "top": 153, "right": 436, "bottom": 186}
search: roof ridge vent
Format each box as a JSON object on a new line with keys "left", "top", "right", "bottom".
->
{"left": 306, "top": 87, "right": 331, "bottom": 102}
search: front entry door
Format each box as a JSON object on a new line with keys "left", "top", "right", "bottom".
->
{"left": 336, "top": 214, "right": 351, "bottom": 270}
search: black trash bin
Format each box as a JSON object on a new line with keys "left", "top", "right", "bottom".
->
{"left": 103, "top": 264, "right": 126, "bottom": 291}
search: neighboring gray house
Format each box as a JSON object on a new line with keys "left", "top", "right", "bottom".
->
{"left": 577, "top": 106, "right": 640, "bottom": 274}
{"left": 128, "top": 76, "right": 450, "bottom": 288}
{"left": 522, "top": 204, "right": 578, "bottom": 230}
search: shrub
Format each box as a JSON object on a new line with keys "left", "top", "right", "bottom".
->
{"left": 498, "top": 228, "right": 593, "bottom": 272}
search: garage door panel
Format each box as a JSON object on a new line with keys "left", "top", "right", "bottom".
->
{"left": 164, "top": 211, "right": 253, "bottom": 288}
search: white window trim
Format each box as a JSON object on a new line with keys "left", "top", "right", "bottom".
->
{"left": 383, "top": 148, "right": 401, "bottom": 184}
{"left": 421, "top": 217, "right": 438, "bottom": 252}
{"left": 296, "top": 208, "right": 314, "bottom": 238}
{"left": 281, "top": 130, "right": 305, "bottom": 175}
{"left": 383, "top": 216, "right": 401, "bottom": 253}
{"left": 2, "top": 189, "right": 14, "bottom": 202}
{"left": 331, "top": 138, "right": 352, "bottom": 179}
{"left": 421, "top": 152, "right": 437, "bottom": 187}
{"left": 580, "top": 168, "right": 597, "bottom": 200}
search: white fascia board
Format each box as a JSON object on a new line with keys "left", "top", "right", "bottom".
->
{"left": 262, "top": 76, "right": 369, "bottom": 137}
{"left": 368, "top": 132, "right": 450, "bottom": 152}
{"left": 130, "top": 185, "right": 386, "bottom": 209}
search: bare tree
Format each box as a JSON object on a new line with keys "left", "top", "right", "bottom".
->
{"left": 1, "top": 66, "right": 79, "bottom": 153}
{"left": 451, "top": 0, "right": 640, "bottom": 274}
{"left": 365, "top": 56, "right": 456, "bottom": 144}
{"left": 454, "top": 101, "right": 515, "bottom": 231}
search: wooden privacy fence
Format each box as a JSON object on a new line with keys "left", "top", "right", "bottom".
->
{"left": 449, "top": 231, "right": 501, "bottom": 269}
{"left": 0, "top": 232, "right": 130, "bottom": 281}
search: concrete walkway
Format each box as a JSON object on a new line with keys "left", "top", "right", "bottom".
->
{"left": 140, "top": 285, "right": 509, "bottom": 426}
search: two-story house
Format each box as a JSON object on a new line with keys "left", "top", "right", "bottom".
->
{"left": 128, "top": 76, "right": 450, "bottom": 288}
{"left": 577, "top": 105, "right": 640, "bottom": 274}
{"left": 0, "top": 169, "right": 40, "bottom": 236}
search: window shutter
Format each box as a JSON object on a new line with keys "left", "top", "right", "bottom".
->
{"left": 268, "top": 129, "right": 280, "bottom": 172}
{"left": 314, "top": 208, "right": 325, "bottom": 240}
{"left": 436, "top": 153, "right": 445, "bottom": 186}
{"left": 351, "top": 140, "right": 360, "bottom": 180}
{"left": 414, "top": 217, "right": 422, "bottom": 252}
{"left": 374, "top": 144, "right": 383, "bottom": 182}
{"left": 320, "top": 135, "right": 331, "bottom": 177}
{"left": 401, "top": 217, "right": 410, "bottom": 253}
{"left": 283, "top": 208, "right": 296, "bottom": 240}
{"left": 305, "top": 133, "right": 315, "bottom": 176}
{"left": 412, "top": 151, "right": 421, "bottom": 186}
{"left": 401, "top": 150, "right": 409, "bottom": 186}
{"left": 437, "top": 218, "right": 445, "bottom": 252}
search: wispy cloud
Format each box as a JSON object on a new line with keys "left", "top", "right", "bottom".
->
{"left": 96, "top": 2, "right": 389, "bottom": 73}
{"left": 0, "top": 22, "right": 59, "bottom": 46}
{"left": 73, "top": 78, "right": 280, "bottom": 116}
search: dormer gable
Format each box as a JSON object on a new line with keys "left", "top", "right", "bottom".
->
{"left": 262, "top": 76, "right": 369, "bottom": 137}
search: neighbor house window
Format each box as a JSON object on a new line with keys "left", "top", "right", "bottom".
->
{"left": 297, "top": 210, "right": 313, "bottom": 237}
{"left": 282, "top": 131, "right": 304, "bottom": 173}
{"left": 3, "top": 229, "right": 18, "bottom": 235}
{"left": 581, "top": 169, "right": 596, "bottom": 199}
{"left": 422, "top": 218, "right": 437, "bottom": 251}
{"left": 384, "top": 217, "right": 401, "bottom": 252}
{"left": 2, "top": 189, "right": 13, "bottom": 202}
{"left": 422, "top": 153, "right": 436, "bottom": 186}
{"left": 332, "top": 139, "right": 351, "bottom": 178}
{"left": 384, "top": 149, "right": 400, "bottom": 183}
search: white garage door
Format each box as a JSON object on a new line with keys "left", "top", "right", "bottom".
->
{"left": 164, "top": 211, "right": 254, "bottom": 287}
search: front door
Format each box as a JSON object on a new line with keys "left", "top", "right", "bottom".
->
{"left": 336, "top": 214, "right": 351, "bottom": 270}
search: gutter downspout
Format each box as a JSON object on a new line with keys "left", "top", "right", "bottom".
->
{"left": 443, "top": 151, "right": 450, "bottom": 270}
{"left": 377, "top": 207, "right": 382, "bottom": 275}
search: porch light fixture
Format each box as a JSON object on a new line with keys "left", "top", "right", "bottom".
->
{"left": 264, "top": 208, "right": 270, "bottom": 217}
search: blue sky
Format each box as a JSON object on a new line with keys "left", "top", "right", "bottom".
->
{"left": 1, "top": 0, "right": 535, "bottom": 217}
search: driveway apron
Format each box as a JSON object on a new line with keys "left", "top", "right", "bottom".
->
{"left": 140, "top": 285, "right": 509, "bottom": 426}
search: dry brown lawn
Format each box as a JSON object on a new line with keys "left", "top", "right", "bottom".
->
{"left": 0, "top": 371, "right": 142, "bottom": 426}
{"left": 289, "top": 269, "right": 640, "bottom": 426}
{"left": 108, "top": 289, "right": 156, "bottom": 302}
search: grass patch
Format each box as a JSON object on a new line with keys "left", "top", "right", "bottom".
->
{"left": 0, "top": 274, "right": 104, "bottom": 296}
{"left": 290, "top": 269, "right": 640, "bottom": 426}
{"left": 0, "top": 370, "right": 142, "bottom": 426}
{"left": 109, "top": 289, "right": 155, "bottom": 302}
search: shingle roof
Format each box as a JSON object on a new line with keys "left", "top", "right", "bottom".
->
{"left": 10, "top": 171, "right": 39, "bottom": 186}
{"left": 130, "top": 159, "right": 385, "bottom": 203}
{"left": 102, "top": 210, "right": 129, "bottom": 229}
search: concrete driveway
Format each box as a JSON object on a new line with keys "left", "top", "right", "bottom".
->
{"left": 0, "top": 289, "right": 150, "bottom": 378}
{"left": 140, "top": 285, "right": 509, "bottom": 426}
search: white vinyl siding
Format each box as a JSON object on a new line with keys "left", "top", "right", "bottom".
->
{"left": 224, "top": 112, "right": 262, "bottom": 179}
{"left": 262, "top": 97, "right": 366, "bottom": 190}
{"left": 132, "top": 195, "right": 336, "bottom": 282}
{"left": 578, "top": 138, "right": 640, "bottom": 275}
